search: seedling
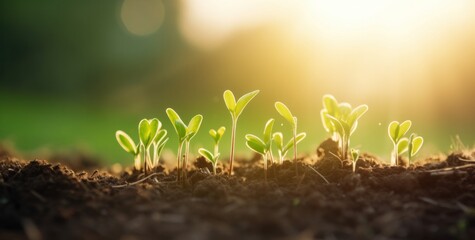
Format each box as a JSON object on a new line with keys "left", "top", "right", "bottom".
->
{"left": 350, "top": 148, "right": 360, "bottom": 173}
{"left": 388, "top": 120, "right": 412, "bottom": 166}
{"left": 224, "top": 89, "right": 260, "bottom": 175}
{"left": 116, "top": 118, "right": 166, "bottom": 172}
{"left": 166, "top": 108, "right": 203, "bottom": 181}
{"left": 245, "top": 118, "right": 275, "bottom": 182}
{"left": 272, "top": 132, "right": 306, "bottom": 164}
{"left": 198, "top": 126, "right": 226, "bottom": 174}
{"left": 275, "top": 101, "right": 304, "bottom": 175}
{"left": 408, "top": 133, "right": 424, "bottom": 162}
{"left": 115, "top": 130, "right": 141, "bottom": 170}
{"left": 321, "top": 95, "right": 368, "bottom": 159}
{"left": 388, "top": 121, "right": 424, "bottom": 165}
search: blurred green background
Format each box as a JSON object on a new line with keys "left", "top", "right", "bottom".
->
{"left": 1, "top": 1, "right": 475, "bottom": 165}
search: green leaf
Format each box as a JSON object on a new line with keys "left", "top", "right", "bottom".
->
{"left": 325, "top": 114, "right": 345, "bottom": 137}
{"left": 166, "top": 108, "right": 187, "bottom": 140}
{"left": 186, "top": 114, "right": 203, "bottom": 140}
{"left": 217, "top": 126, "right": 226, "bottom": 137}
{"left": 235, "top": 90, "right": 259, "bottom": 118}
{"left": 156, "top": 138, "right": 168, "bottom": 157}
{"left": 397, "top": 138, "right": 409, "bottom": 154}
{"left": 322, "top": 94, "right": 339, "bottom": 116}
{"left": 198, "top": 148, "right": 215, "bottom": 163}
{"left": 175, "top": 120, "right": 187, "bottom": 142}
{"left": 338, "top": 103, "right": 352, "bottom": 121}
{"left": 283, "top": 132, "right": 307, "bottom": 153}
{"left": 410, "top": 135, "right": 424, "bottom": 157}
{"left": 273, "top": 132, "right": 283, "bottom": 150}
{"left": 139, "top": 118, "right": 160, "bottom": 148}
{"left": 209, "top": 129, "right": 217, "bottom": 139}
{"left": 388, "top": 121, "right": 399, "bottom": 144}
{"left": 115, "top": 130, "right": 137, "bottom": 155}
{"left": 245, "top": 134, "right": 266, "bottom": 155}
{"left": 223, "top": 90, "right": 236, "bottom": 113}
{"left": 320, "top": 109, "right": 335, "bottom": 133}
{"left": 154, "top": 129, "right": 168, "bottom": 144}
{"left": 263, "top": 118, "right": 275, "bottom": 143}
{"left": 275, "top": 101, "right": 295, "bottom": 126}
{"left": 348, "top": 104, "right": 368, "bottom": 135}
{"left": 350, "top": 148, "right": 360, "bottom": 162}
{"left": 398, "top": 120, "right": 412, "bottom": 140}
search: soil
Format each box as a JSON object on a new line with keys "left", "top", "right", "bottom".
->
{"left": 1, "top": 139, "right": 475, "bottom": 240}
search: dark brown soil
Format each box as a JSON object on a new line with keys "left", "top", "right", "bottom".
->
{"left": 1, "top": 141, "right": 475, "bottom": 240}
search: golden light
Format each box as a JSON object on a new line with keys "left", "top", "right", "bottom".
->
{"left": 121, "top": 0, "right": 165, "bottom": 36}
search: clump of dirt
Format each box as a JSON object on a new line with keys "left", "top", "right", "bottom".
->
{"left": 1, "top": 143, "right": 475, "bottom": 240}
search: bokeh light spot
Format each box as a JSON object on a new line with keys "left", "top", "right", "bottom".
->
{"left": 121, "top": 0, "right": 165, "bottom": 36}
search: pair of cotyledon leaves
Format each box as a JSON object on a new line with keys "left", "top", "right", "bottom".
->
{"left": 166, "top": 108, "right": 203, "bottom": 144}
{"left": 321, "top": 95, "right": 368, "bottom": 137}
{"left": 198, "top": 127, "right": 226, "bottom": 164}
{"left": 116, "top": 118, "right": 168, "bottom": 155}
{"left": 388, "top": 120, "right": 424, "bottom": 157}
{"left": 224, "top": 90, "right": 260, "bottom": 120}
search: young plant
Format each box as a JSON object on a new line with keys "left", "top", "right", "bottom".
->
{"left": 115, "top": 130, "right": 141, "bottom": 170}
{"left": 167, "top": 108, "right": 203, "bottom": 181}
{"left": 152, "top": 129, "right": 168, "bottom": 168}
{"left": 388, "top": 120, "right": 412, "bottom": 166}
{"left": 350, "top": 148, "right": 360, "bottom": 173}
{"left": 321, "top": 95, "right": 368, "bottom": 159}
{"left": 275, "top": 101, "right": 305, "bottom": 175}
{"left": 408, "top": 133, "right": 424, "bottom": 162}
{"left": 116, "top": 118, "right": 164, "bottom": 172}
{"left": 138, "top": 118, "right": 161, "bottom": 172}
{"left": 272, "top": 132, "right": 306, "bottom": 164}
{"left": 224, "top": 89, "right": 260, "bottom": 175}
{"left": 198, "top": 126, "right": 226, "bottom": 174}
{"left": 245, "top": 119, "right": 275, "bottom": 182}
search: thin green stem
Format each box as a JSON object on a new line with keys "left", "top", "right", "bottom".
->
{"left": 183, "top": 141, "right": 190, "bottom": 181}
{"left": 176, "top": 142, "right": 183, "bottom": 181}
{"left": 293, "top": 127, "right": 298, "bottom": 176}
{"left": 263, "top": 153, "right": 268, "bottom": 183}
{"left": 134, "top": 154, "right": 141, "bottom": 171}
{"left": 229, "top": 118, "right": 237, "bottom": 175}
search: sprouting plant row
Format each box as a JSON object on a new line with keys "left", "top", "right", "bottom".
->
{"left": 116, "top": 90, "right": 424, "bottom": 181}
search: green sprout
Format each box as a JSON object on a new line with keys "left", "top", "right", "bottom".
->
{"left": 275, "top": 101, "right": 305, "bottom": 175}
{"left": 198, "top": 126, "right": 226, "bottom": 174}
{"left": 408, "top": 133, "right": 424, "bottom": 162}
{"left": 166, "top": 108, "right": 203, "bottom": 181}
{"left": 388, "top": 120, "right": 412, "bottom": 166}
{"left": 245, "top": 118, "right": 275, "bottom": 182}
{"left": 272, "top": 132, "right": 306, "bottom": 164}
{"left": 116, "top": 118, "right": 167, "bottom": 172}
{"left": 321, "top": 95, "right": 368, "bottom": 159}
{"left": 224, "top": 89, "right": 260, "bottom": 175}
{"left": 115, "top": 130, "right": 140, "bottom": 170}
{"left": 350, "top": 148, "right": 360, "bottom": 173}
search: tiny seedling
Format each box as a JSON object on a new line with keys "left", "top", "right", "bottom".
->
{"left": 350, "top": 148, "right": 360, "bottom": 173}
{"left": 272, "top": 132, "right": 306, "bottom": 164}
{"left": 245, "top": 118, "right": 275, "bottom": 182}
{"left": 408, "top": 133, "right": 424, "bottom": 162}
{"left": 115, "top": 130, "right": 141, "bottom": 170}
{"left": 167, "top": 108, "right": 203, "bottom": 181}
{"left": 139, "top": 118, "right": 161, "bottom": 172}
{"left": 275, "top": 101, "right": 304, "bottom": 175}
{"left": 116, "top": 118, "right": 166, "bottom": 172}
{"left": 321, "top": 95, "right": 368, "bottom": 159}
{"left": 224, "top": 89, "right": 260, "bottom": 175}
{"left": 388, "top": 120, "right": 412, "bottom": 166}
{"left": 198, "top": 126, "right": 226, "bottom": 174}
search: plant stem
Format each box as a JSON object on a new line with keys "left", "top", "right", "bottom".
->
{"left": 176, "top": 142, "right": 183, "bottom": 181}
{"left": 146, "top": 148, "right": 153, "bottom": 172}
{"left": 152, "top": 144, "right": 158, "bottom": 169}
{"left": 293, "top": 127, "right": 298, "bottom": 176}
{"left": 213, "top": 162, "right": 217, "bottom": 175}
{"left": 183, "top": 141, "right": 190, "bottom": 181}
{"left": 352, "top": 160, "right": 356, "bottom": 173}
{"left": 229, "top": 118, "right": 237, "bottom": 175}
{"left": 134, "top": 154, "right": 141, "bottom": 171}
{"left": 263, "top": 153, "right": 268, "bottom": 183}
{"left": 391, "top": 144, "right": 398, "bottom": 166}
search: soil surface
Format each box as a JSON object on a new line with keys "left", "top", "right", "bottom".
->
{"left": 1, "top": 140, "right": 475, "bottom": 240}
